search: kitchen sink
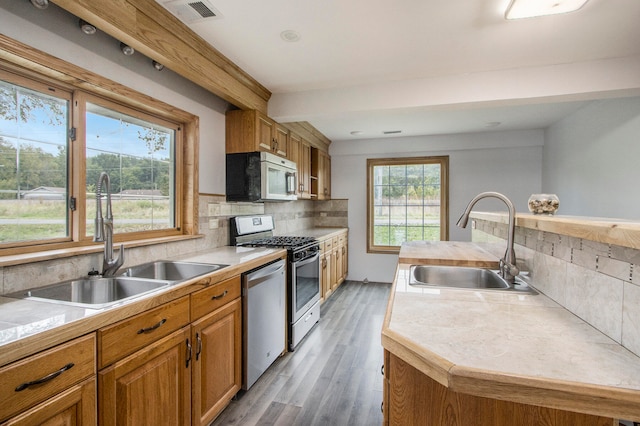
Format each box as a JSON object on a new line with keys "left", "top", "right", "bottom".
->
{"left": 8, "top": 277, "right": 171, "bottom": 308}
{"left": 409, "top": 265, "right": 536, "bottom": 293}
{"left": 120, "top": 261, "right": 228, "bottom": 282}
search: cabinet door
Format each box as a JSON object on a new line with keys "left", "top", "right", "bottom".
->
{"left": 288, "top": 131, "right": 300, "bottom": 163}
{"left": 3, "top": 377, "right": 96, "bottom": 426}
{"left": 299, "top": 139, "right": 312, "bottom": 199}
{"left": 330, "top": 247, "right": 339, "bottom": 291}
{"left": 336, "top": 242, "right": 344, "bottom": 286}
{"left": 321, "top": 250, "right": 332, "bottom": 301}
{"left": 99, "top": 326, "right": 191, "bottom": 426}
{"left": 191, "top": 298, "right": 242, "bottom": 426}
{"left": 274, "top": 124, "right": 288, "bottom": 157}
{"left": 257, "top": 114, "right": 275, "bottom": 152}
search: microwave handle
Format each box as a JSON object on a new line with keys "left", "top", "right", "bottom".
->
{"left": 286, "top": 171, "right": 297, "bottom": 195}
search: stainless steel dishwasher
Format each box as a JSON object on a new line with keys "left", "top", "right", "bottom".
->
{"left": 242, "top": 258, "right": 286, "bottom": 390}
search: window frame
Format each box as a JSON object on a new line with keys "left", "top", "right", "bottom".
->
{"left": 0, "top": 36, "right": 199, "bottom": 260}
{"left": 366, "top": 156, "right": 449, "bottom": 254}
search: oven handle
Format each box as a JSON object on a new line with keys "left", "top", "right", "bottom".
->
{"left": 293, "top": 252, "right": 320, "bottom": 267}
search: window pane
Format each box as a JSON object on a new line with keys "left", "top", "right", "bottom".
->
{"left": 0, "top": 80, "right": 68, "bottom": 244}
{"left": 368, "top": 157, "right": 448, "bottom": 252}
{"left": 85, "top": 103, "right": 175, "bottom": 235}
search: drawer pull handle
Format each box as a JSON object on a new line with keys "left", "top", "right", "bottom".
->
{"left": 137, "top": 318, "right": 167, "bottom": 334}
{"left": 211, "top": 290, "right": 228, "bottom": 300}
{"left": 15, "top": 363, "right": 75, "bottom": 392}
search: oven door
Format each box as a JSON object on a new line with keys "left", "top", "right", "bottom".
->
{"left": 290, "top": 252, "right": 320, "bottom": 323}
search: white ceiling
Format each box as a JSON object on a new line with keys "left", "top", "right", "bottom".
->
{"left": 158, "top": 0, "right": 640, "bottom": 141}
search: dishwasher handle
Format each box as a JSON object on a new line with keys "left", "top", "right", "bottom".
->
{"left": 245, "top": 260, "right": 285, "bottom": 289}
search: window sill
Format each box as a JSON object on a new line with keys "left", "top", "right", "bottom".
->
{"left": 0, "top": 234, "right": 204, "bottom": 268}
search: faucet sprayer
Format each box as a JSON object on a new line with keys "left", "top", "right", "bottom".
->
{"left": 94, "top": 172, "right": 124, "bottom": 277}
{"left": 457, "top": 191, "right": 519, "bottom": 283}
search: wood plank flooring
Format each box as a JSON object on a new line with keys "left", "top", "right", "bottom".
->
{"left": 212, "top": 280, "right": 391, "bottom": 426}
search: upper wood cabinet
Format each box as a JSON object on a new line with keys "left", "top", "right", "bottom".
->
{"left": 227, "top": 110, "right": 288, "bottom": 158}
{"left": 311, "top": 148, "right": 331, "bottom": 200}
{"left": 288, "top": 131, "right": 312, "bottom": 199}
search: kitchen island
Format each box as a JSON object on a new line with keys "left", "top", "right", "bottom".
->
{"left": 382, "top": 241, "right": 640, "bottom": 425}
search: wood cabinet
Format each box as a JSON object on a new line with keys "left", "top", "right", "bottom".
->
{"left": 383, "top": 350, "right": 615, "bottom": 426}
{"left": 190, "top": 276, "right": 242, "bottom": 426}
{"left": 99, "top": 326, "right": 192, "bottom": 426}
{"left": 288, "top": 132, "right": 312, "bottom": 199}
{"left": 226, "top": 109, "right": 288, "bottom": 158}
{"left": 0, "top": 334, "right": 96, "bottom": 424}
{"left": 97, "top": 296, "right": 191, "bottom": 426}
{"left": 318, "top": 231, "right": 348, "bottom": 302}
{"left": 2, "top": 378, "right": 96, "bottom": 426}
{"left": 311, "top": 148, "right": 331, "bottom": 199}
{"left": 320, "top": 239, "right": 333, "bottom": 302}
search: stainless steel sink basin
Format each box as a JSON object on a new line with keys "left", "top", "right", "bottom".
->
{"left": 120, "top": 261, "right": 228, "bottom": 282}
{"left": 8, "top": 277, "right": 171, "bottom": 308}
{"left": 409, "top": 265, "right": 536, "bottom": 293}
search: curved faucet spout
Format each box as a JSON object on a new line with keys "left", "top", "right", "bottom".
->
{"left": 94, "top": 172, "right": 124, "bottom": 277}
{"left": 457, "top": 191, "right": 519, "bottom": 282}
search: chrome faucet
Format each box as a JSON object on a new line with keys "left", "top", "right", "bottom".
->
{"left": 456, "top": 192, "right": 519, "bottom": 283}
{"left": 94, "top": 172, "right": 124, "bottom": 277}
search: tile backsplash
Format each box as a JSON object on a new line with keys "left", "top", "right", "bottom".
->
{"left": 472, "top": 218, "right": 640, "bottom": 358}
{"left": 0, "top": 195, "right": 348, "bottom": 296}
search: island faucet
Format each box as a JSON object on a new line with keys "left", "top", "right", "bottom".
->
{"left": 456, "top": 191, "right": 519, "bottom": 283}
{"left": 94, "top": 172, "right": 124, "bottom": 277}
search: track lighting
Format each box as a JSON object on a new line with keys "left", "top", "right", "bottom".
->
{"left": 79, "top": 19, "right": 97, "bottom": 35}
{"left": 30, "top": 0, "right": 49, "bottom": 9}
{"left": 120, "top": 42, "right": 135, "bottom": 56}
{"left": 152, "top": 61, "right": 165, "bottom": 71}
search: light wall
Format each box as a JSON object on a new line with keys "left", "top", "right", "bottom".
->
{"left": 330, "top": 130, "right": 544, "bottom": 283}
{"left": 0, "top": 1, "right": 229, "bottom": 194}
{"left": 543, "top": 96, "right": 640, "bottom": 219}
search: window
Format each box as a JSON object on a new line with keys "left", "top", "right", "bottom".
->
{"left": 0, "top": 65, "right": 189, "bottom": 254}
{"left": 367, "top": 156, "right": 449, "bottom": 253}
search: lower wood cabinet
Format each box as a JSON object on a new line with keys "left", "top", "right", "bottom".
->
{"left": 190, "top": 276, "right": 242, "bottom": 426}
{"left": 383, "top": 350, "right": 615, "bottom": 426}
{"left": 3, "top": 377, "right": 96, "bottom": 426}
{"left": 99, "top": 326, "right": 192, "bottom": 426}
{"left": 0, "top": 333, "right": 96, "bottom": 424}
{"left": 319, "top": 231, "right": 348, "bottom": 302}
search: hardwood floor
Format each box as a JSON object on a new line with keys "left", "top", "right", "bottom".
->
{"left": 212, "top": 280, "right": 391, "bottom": 426}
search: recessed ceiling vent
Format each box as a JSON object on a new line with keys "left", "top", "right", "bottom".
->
{"left": 161, "top": 0, "right": 222, "bottom": 24}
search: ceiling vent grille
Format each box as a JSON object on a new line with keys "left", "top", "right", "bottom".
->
{"left": 162, "top": 0, "right": 222, "bottom": 24}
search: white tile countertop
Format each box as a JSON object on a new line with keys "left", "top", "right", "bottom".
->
{"left": 382, "top": 263, "right": 640, "bottom": 420}
{"left": 0, "top": 246, "right": 286, "bottom": 367}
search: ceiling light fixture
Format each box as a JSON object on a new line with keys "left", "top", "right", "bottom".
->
{"left": 350, "top": 131, "right": 363, "bottom": 136}
{"left": 505, "top": 0, "right": 589, "bottom": 19}
{"left": 79, "top": 19, "right": 97, "bottom": 35}
{"left": 152, "top": 60, "right": 165, "bottom": 71}
{"left": 280, "top": 30, "right": 301, "bottom": 42}
{"left": 30, "top": 0, "right": 49, "bottom": 9}
{"left": 120, "top": 42, "right": 135, "bottom": 56}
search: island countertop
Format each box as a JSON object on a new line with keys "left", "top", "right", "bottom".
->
{"left": 382, "top": 245, "right": 640, "bottom": 421}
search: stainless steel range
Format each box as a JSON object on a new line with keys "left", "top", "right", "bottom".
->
{"left": 231, "top": 215, "right": 321, "bottom": 351}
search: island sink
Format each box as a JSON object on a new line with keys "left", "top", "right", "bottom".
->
{"left": 409, "top": 265, "right": 536, "bottom": 293}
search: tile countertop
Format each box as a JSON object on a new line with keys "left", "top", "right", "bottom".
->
{"left": 0, "top": 246, "right": 286, "bottom": 367}
{"left": 382, "top": 262, "right": 640, "bottom": 421}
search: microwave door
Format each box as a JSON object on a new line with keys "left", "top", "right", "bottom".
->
{"left": 261, "top": 161, "right": 297, "bottom": 201}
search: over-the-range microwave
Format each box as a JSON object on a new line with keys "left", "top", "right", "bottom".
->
{"left": 226, "top": 151, "right": 297, "bottom": 202}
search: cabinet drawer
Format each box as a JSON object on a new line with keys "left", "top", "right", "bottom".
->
{"left": 0, "top": 333, "right": 95, "bottom": 422}
{"left": 338, "top": 232, "right": 346, "bottom": 244}
{"left": 332, "top": 236, "right": 339, "bottom": 247}
{"left": 324, "top": 238, "right": 333, "bottom": 251}
{"left": 191, "top": 275, "right": 241, "bottom": 320}
{"left": 98, "top": 296, "right": 190, "bottom": 369}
